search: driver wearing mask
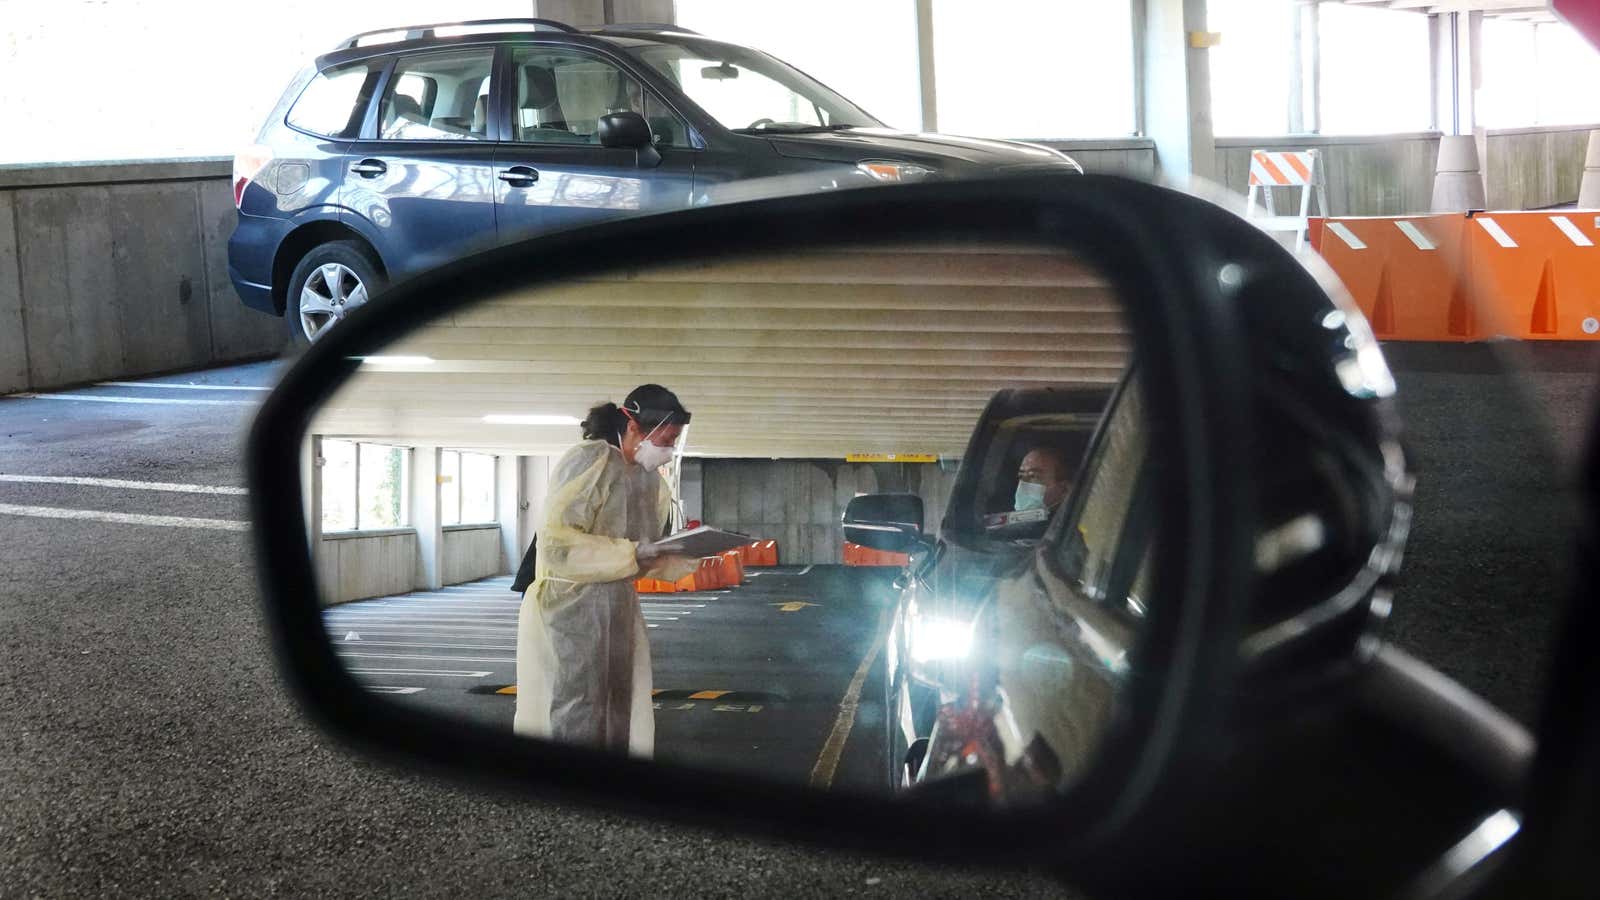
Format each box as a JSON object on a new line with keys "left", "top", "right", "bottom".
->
{"left": 1014, "top": 447, "right": 1073, "bottom": 513}
{"left": 513, "top": 384, "right": 698, "bottom": 757}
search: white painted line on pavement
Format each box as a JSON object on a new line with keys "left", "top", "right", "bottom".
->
{"left": 0, "top": 474, "right": 247, "bottom": 495}
{"left": 798, "top": 565, "right": 814, "bottom": 576}
{"left": 12, "top": 393, "right": 257, "bottom": 406}
{"left": 98, "top": 381, "right": 273, "bottom": 391}
{"left": 809, "top": 603, "right": 894, "bottom": 791}
{"left": 367, "top": 686, "right": 427, "bottom": 695}
{"left": 0, "top": 503, "right": 247, "bottom": 531}
{"left": 336, "top": 652, "right": 515, "bottom": 663}
{"left": 329, "top": 634, "right": 515, "bottom": 646}
{"left": 347, "top": 668, "right": 494, "bottom": 677}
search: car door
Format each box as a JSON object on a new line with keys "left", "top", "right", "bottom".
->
{"left": 339, "top": 46, "right": 500, "bottom": 280}
{"left": 493, "top": 43, "right": 696, "bottom": 244}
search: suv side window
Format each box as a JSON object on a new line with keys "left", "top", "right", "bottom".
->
{"left": 377, "top": 49, "right": 496, "bottom": 141}
{"left": 286, "top": 61, "right": 385, "bottom": 139}
{"left": 509, "top": 46, "right": 690, "bottom": 147}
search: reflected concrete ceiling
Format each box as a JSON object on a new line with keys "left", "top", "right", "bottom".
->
{"left": 311, "top": 245, "right": 1131, "bottom": 458}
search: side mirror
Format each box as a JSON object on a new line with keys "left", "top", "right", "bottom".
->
{"left": 597, "top": 112, "right": 661, "bottom": 167}
{"left": 247, "top": 174, "right": 1442, "bottom": 892}
{"left": 842, "top": 492, "right": 926, "bottom": 553}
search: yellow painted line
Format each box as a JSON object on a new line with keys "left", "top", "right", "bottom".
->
{"left": 772, "top": 601, "right": 820, "bottom": 613}
{"left": 495, "top": 685, "right": 517, "bottom": 695}
{"left": 688, "top": 690, "right": 730, "bottom": 700}
{"left": 809, "top": 602, "right": 893, "bottom": 790}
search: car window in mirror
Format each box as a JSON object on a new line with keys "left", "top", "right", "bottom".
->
{"left": 304, "top": 241, "right": 1144, "bottom": 805}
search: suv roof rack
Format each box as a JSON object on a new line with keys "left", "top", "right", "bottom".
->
{"left": 596, "top": 23, "right": 701, "bottom": 35}
{"left": 335, "top": 18, "right": 578, "bottom": 51}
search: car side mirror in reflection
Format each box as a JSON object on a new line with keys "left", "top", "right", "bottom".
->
{"left": 842, "top": 492, "right": 926, "bottom": 553}
{"left": 246, "top": 174, "right": 1492, "bottom": 894}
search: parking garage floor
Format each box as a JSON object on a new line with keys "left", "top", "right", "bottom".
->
{"left": 324, "top": 566, "right": 893, "bottom": 791}
{"left": 3, "top": 346, "right": 1594, "bottom": 895}
{"left": 0, "top": 363, "right": 1058, "bottom": 898}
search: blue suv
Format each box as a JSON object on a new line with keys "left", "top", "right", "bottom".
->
{"left": 229, "top": 18, "right": 1081, "bottom": 344}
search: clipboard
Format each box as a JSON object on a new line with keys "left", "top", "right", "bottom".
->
{"left": 652, "top": 525, "right": 756, "bottom": 558}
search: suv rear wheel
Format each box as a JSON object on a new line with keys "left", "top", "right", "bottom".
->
{"left": 285, "top": 241, "right": 385, "bottom": 346}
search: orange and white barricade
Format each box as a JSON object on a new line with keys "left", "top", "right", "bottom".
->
{"left": 1246, "top": 149, "right": 1329, "bottom": 252}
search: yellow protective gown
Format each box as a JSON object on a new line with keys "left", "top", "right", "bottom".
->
{"left": 513, "top": 439, "right": 690, "bottom": 756}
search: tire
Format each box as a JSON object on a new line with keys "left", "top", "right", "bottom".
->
{"left": 284, "top": 241, "right": 385, "bottom": 347}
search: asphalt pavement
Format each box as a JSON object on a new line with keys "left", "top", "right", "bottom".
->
{"left": 0, "top": 364, "right": 1065, "bottom": 898}
{"left": 3, "top": 342, "right": 1596, "bottom": 897}
{"left": 323, "top": 566, "right": 892, "bottom": 792}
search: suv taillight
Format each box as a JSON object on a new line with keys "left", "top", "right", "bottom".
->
{"left": 233, "top": 145, "right": 273, "bottom": 209}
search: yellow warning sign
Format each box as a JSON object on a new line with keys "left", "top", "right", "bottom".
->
{"left": 845, "top": 453, "right": 937, "bottom": 463}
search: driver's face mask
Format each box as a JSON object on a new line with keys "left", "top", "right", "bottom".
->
{"left": 1014, "top": 480, "right": 1047, "bottom": 511}
{"left": 627, "top": 414, "right": 679, "bottom": 470}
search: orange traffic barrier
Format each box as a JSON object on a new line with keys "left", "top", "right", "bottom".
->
{"left": 718, "top": 550, "right": 745, "bottom": 587}
{"left": 636, "top": 578, "right": 679, "bottom": 594}
{"left": 842, "top": 541, "right": 910, "bottom": 567}
{"left": 741, "top": 540, "right": 778, "bottom": 567}
{"left": 1310, "top": 212, "right": 1600, "bottom": 342}
{"left": 1459, "top": 212, "right": 1600, "bottom": 339}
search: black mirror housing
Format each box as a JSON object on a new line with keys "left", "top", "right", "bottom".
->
{"left": 842, "top": 492, "right": 926, "bottom": 552}
{"left": 598, "top": 111, "right": 653, "bottom": 149}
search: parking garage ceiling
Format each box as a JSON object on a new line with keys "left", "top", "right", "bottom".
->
{"left": 311, "top": 245, "right": 1131, "bottom": 459}
{"left": 1338, "top": 0, "right": 1558, "bottom": 21}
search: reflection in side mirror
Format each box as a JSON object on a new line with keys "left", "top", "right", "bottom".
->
{"left": 300, "top": 239, "right": 1146, "bottom": 805}
{"left": 842, "top": 492, "right": 926, "bottom": 553}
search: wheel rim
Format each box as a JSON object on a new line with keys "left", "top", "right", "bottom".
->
{"left": 298, "top": 263, "right": 368, "bottom": 342}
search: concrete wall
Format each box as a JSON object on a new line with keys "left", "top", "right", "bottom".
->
{"left": 1215, "top": 133, "right": 1442, "bottom": 217}
{"left": 1037, "top": 139, "right": 1159, "bottom": 178}
{"left": 442, "top": 525, "right": 506, "bottom": 585}
{"left": 1485, "top": 124, "right": 1599, "bottom": 211}
{"left": 701, "top": 459, "right": 958, "bottom": 565}
{"left": 318, "top": 530, "right": 420, "bottom": 606}
{"left": 0, "top": 158, "right": 287, "bottom": 395}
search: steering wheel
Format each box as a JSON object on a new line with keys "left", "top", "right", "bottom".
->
{"left": 747, "top": 118, "right": 776, "bottom": 130}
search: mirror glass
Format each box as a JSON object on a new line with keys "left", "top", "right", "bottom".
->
{"left": 304, "top": 241, "right": 1150, "bottom": 804}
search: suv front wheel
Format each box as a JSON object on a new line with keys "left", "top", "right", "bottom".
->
{"left": 285, "top": 241, "right": 385, "bottom": 346}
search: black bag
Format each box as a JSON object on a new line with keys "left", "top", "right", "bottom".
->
{"left": 511, "top": 536, "right": 537, "bottom": 593}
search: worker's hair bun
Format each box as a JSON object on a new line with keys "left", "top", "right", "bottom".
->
{"left": 582, "top": 402, "right": 627, "bottom": 446}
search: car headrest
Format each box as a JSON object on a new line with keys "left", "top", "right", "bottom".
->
{"left": 391, "top": 94, "right": 423, "bottom": 120}
{"left": 522, "top": 67, "right": 559, "bottom": 109}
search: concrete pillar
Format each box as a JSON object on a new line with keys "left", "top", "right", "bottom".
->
{"left": 412, "top": 446, "right": 443, "bottom": 590}
{"left": 680, "top": 458, "right": 704, "bottom": 524}
{"left": 496, "top": 454, "right": 522, "bottom": 575}
{"left": 915, "top": 0, "right": 938, "bottom": 133}
{"left": 1140, "top": 0, "right": 1217, "bottom": 182}
{"left": 533, "top": 0, "right": 673, "bottom": 28}
{"left": 518, "top": 455, "right": 553, "bottom": 558}
{"left": 1433, "top": 134, "right": 1487, "bottom": 212}
{"left": 302, "top": 435, "right": 322, "bottom": 554}
{"left": 1580, "top": 130, "right": 1600, "bottom": 209}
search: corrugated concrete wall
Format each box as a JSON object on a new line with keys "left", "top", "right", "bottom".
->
{"left": 702, "top": 459, "right": 958, "bottom": 565}
{"left": 0, "top": 158, "right": 287, "bottom": 394}
{"left": 442, "top": 525, "right": 506, "bottom": 585}
{"left": 1037, "top": 139, "right": 1159, "bottom": 178}
{"left": 1485, "top": 124, "right": 1598, "bottom": 211}
{"left": 318, "top": 531, "right": 419, "bottom": 606}
{"left": 1215, "top": 133, "right": 1442, "bottom": 216}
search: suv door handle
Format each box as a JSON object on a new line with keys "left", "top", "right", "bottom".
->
{"left": 349, "top": 159, "right": 387, "bottom": 177}
{"left": 498, "top": 166, "right": 539, "bottom": 187}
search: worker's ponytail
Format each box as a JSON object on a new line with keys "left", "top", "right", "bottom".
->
{"left": 581, "top": 402, "right": 627, "bottom": 446}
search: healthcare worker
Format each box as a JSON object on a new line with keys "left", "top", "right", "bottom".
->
{"left": 513, "top": 385, "right": 697, "bottom": 757}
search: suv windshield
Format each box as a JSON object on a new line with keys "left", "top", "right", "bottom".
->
{"left": 626, "top": 42, "right": 880, "bottom": 133}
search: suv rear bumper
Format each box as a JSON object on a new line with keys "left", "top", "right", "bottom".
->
{"left": 228, "top": 212, "right": 291, "bottom": 315}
